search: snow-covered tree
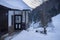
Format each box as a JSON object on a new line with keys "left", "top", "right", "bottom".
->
{"left": 29, "top": 0, "right": 60, "bottom": 34}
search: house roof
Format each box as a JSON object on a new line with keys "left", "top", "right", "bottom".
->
{"left": 0, "top": 5, "right": 21, "bottom": 11}
{"left": 0, "top": 0, "right": 31, "bottom": 10}
{"left": 23, "top": 0, "right": 48, "bottom": 9}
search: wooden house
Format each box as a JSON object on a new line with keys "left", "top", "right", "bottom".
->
{"left": 0, "top": 5, "right": 31, "bottom": 37}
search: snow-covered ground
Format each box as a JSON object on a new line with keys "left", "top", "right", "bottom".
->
{"left": 4, "top": 14, "right": 60, "bottom": 40}
{"left": 9, "top": 14, "right": 60, "bottom": 40}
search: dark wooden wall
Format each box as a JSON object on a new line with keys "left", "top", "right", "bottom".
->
{"left": 0, "top": 5, "right": 8, "bottom": 36}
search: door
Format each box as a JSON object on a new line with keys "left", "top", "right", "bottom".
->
{"left": 14, "top": 15, "right": 22, "bottom": 30}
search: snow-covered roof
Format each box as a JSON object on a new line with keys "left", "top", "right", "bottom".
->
{"left": 23, "top": 0, "right": 48, "bottom": 9}
{"left": 0, "top": 0, "right": 31, "bottom": 10}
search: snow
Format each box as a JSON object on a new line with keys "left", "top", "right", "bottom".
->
{"left": 10, "top": 14, "right": 60, "bottom": 40}
{"left": 29, "top": 21, "right": 40, "bottom": 28}
{"left": 0, "top": 0, "right": 48, "bottom": 9}
{"left": 0, "top": 0, "right": 31, "bottom": 10}
{"left": 23, "top": 0, "right": 48, "bottom": 8}
{"left": 1, "top": 0, "right": 60, "bottom": 40}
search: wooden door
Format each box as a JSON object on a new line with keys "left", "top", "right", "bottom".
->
{"left": 14, "top": 15, "right": 22, "bottom": 30}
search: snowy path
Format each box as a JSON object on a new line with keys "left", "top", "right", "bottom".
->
{"left": 11, "top": 30, "right": 58, "bottom": 40}
{"left": 11, "top": 14, "right": 60, "bottom": 40}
